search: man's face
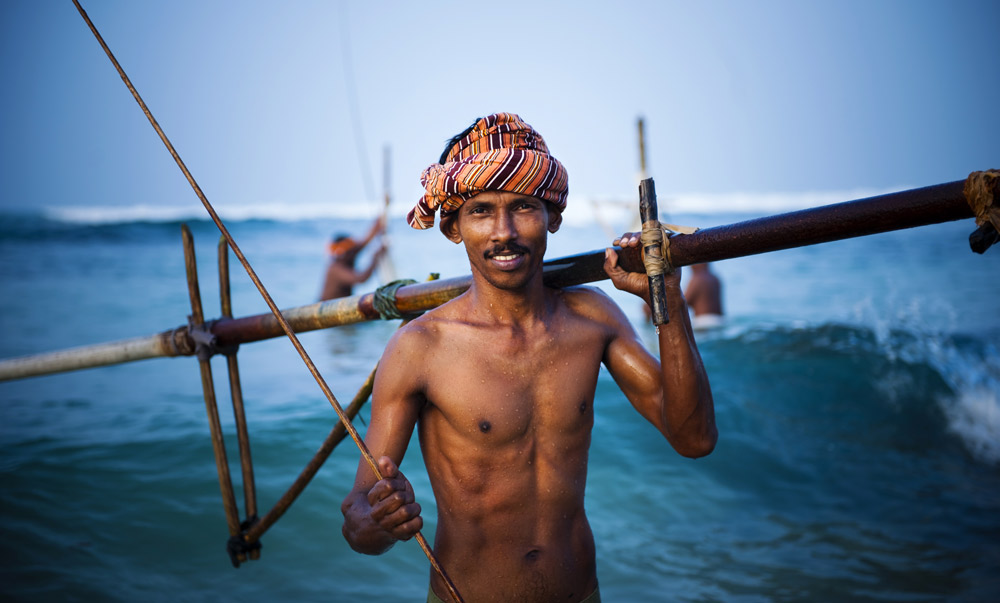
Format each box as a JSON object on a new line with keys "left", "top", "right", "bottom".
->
{"left": 448, "top": 191, "right": 554, "bottom": 291}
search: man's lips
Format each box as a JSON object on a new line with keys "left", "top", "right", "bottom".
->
{"left": 485, "top": 245, "right": 529, "bottom": 270}
{"left": 489, "top": 253, "right": 524, "bottom": 270}
{"left": 484, "top": 243, "right": 529, "bottom": 260}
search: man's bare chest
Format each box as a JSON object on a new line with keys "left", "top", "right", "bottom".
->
{"left": 421, "top": 324, "right": 606, "bottom": 444}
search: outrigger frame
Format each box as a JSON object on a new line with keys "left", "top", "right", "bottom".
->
{"left": 3, "top": 0, "right": 995, "bottom": 590}
{"left": 177, "top": 227, "right": 400, "bottom": 567}
{"left": 0, "top": 177, "right": 995, "bottom": 384}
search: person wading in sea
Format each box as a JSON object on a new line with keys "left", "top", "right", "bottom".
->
{"left": 340, "top": 113, "right": 717, "bottom": 603}
{"left": 319, "top": 215, "right": 387, "bottom": 301}
{"left": 684, "top": 262, "right": 725, "bottom": 330}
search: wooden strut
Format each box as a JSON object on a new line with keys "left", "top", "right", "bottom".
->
{"left": 70, "top": 2, "right": 465, "bottom": 600}
{"left": 217, "top": 236, "right": 260, "bottom": 562}
{"left": 182, "top": 226, "right": 245, "bottom": 563}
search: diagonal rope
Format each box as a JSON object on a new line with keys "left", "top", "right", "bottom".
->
{"left": 70, "top": 2, "right": 463, "bottom": 601}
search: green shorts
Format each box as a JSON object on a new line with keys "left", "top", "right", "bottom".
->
{"left": 428, "top": 585, "right": 600, "bottom": 603}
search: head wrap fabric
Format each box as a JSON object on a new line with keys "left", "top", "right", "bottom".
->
{"left": 327, "top": 237, "right": 355, "bottom": 256}
{"left": 408, "top": 113, "right": 569, "bottom": 230}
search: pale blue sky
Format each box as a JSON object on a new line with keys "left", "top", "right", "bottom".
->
{"left": 1, "top": 0, "right": 997, "bottom": 217}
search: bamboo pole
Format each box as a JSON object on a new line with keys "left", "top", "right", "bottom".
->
{"left": 0, "top": 331, "right": 187, "bottom": 380}
{"left": 0, "top": 179, "right": 979, "bottom": 382}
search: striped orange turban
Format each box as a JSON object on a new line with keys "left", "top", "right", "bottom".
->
{"left": 408, "top": 113, "right": 569, "bottom": 230}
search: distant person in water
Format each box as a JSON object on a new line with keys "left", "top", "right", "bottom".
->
{"left": 684, "top": 263, "right": 724, "bottom": 330}
{"left": 319, "top": 215, "right": 387, "bottom": 301}
{"left": 340, "top": 112, "right": 716, "bottom": 603}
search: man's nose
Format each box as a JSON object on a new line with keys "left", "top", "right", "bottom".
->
{"left": 490, "top": 210, "right": 516, "bottom": 242}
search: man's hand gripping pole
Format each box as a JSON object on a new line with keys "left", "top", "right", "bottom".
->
{"left": 639, "top": 178, "right": 670, "bottom": 326}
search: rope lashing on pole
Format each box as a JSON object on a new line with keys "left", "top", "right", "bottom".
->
{"left": 372, "top": 274, "right": 440, "bottom": 320}
{"left": 964, "top": 169, "right": 1000, "bottom": 253}
{"left": 639, "top": 178, "right": 670, "bottom": 326}
{"left": 373, "top": 279, "right": 418, "bottom": 320}
{"left": 650, "top": 223, "right": 701, "bottom": 276}
{"left": 70, "top": 2, "right": 465, "bottom": 600}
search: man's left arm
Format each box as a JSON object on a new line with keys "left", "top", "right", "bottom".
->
{"left": 601, "top": 240, "right": 717, "bottom": 458}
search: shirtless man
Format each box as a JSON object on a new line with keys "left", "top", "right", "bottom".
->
{"left": 319, "top": 215, "right": 387, "bottom": 301}
{"left": 684, "top": 263, "right": 725, "bottom": 330}
{"left": 341, "top": 113, "right": 716, "bottom": 603}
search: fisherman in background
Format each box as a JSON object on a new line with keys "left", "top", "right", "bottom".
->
{"left": 319, "top": 215, "right": 387, "bottom": 301}
{"left": 684, "top": 263, "right": 724, "bottom": 330}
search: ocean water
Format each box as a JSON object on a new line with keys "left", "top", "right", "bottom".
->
{"left": 1, "top": 205, "right": 998, "bottom": 602}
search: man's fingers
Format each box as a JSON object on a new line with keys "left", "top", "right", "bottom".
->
{"left": 374, "top": 498, "right": 423, "bottom": 538}
{"left": 371, "top": 488, "right": 416, "bottom": 518}
{"left": 604, "top": 247, "right": 619, "bottom": 268}
{"left": 367, "top": 476, "right": 410, "bottom": 506}
{"left": 619, "top": 232, "right": 640, "bottom": 247}
{"left": 604, "top": 248, "right": 627, "bottom": 285}
{"left": 389, "top": 515, "right": 424, "bottom": 541}
{"left": 366, "top": 457, "right": 411, "bottom": 507}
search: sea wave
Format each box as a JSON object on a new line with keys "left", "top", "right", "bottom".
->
{"left": 42, "top": 201, "right": 381, "bottom": 225}
{"left": 705, "top": 322, "right": 1000, "bottom": 466}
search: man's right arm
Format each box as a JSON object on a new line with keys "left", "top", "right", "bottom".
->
{"left": 340, "top": 325, "right": 427, "bottom": 555}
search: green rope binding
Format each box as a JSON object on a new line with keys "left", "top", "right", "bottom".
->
{"left": 373, "top": 279, "right": 418, "bottom": 320}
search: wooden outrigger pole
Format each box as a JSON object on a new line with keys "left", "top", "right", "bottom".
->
{"left": 1, "top": 176, "right": 991, "bottom": 383}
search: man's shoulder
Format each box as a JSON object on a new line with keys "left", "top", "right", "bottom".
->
{"left": 554, "top": 285, "right": 633, "bottom": 333}
{"left": 557, "top": 284, "right": 622, "bottom": 314}
{"left": 384, "top": 298, "right": 463, "bottom": 350}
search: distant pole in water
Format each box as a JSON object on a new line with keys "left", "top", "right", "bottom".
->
{"left": 637, "top": 116, "right": 648, "bottom": 180}
{"left": 377, "top": 144, "right": 398, "bottom": 283}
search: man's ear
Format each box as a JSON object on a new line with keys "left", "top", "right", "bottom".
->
{"left": 439, "top": 213, "right": 463, "bottom": 244}
{"left": 546, "top": 203, "right": 563, "bottom": 233}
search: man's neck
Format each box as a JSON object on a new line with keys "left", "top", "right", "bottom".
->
{"left": 465, "top": 272, "right": 553, "bottom": 328}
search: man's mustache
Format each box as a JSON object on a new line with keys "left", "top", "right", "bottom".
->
{"left": 484, "top": 243, "right": 530, "bottom": 259}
